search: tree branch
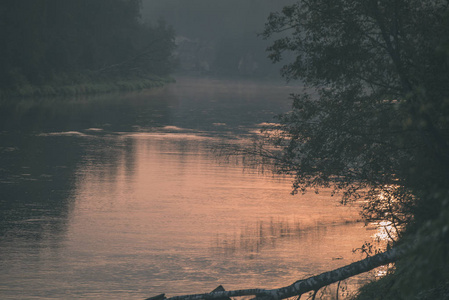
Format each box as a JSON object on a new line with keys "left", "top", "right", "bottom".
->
{"left": 145, "top": 246, "right": 406, "bottom": 300}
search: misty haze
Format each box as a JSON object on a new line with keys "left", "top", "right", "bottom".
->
{"left": 1, "top": 1, "right": 448, "bottom": 300}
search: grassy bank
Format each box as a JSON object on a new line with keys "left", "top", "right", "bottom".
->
{"left": 351, "top": 272, "right": 449, "bottom": 300}
{"left": 0, "top": 72, "right": 174, "bottom": 99}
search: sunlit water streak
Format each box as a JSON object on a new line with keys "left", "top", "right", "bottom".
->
{"left": 0, "top": 77, "right": 380, "bottom": 299}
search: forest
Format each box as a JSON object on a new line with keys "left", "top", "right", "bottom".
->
{"left": 141, "top": 0, "right": 295, "bottom": 77}
{"left": 0, "top": 0, "right": 296, "bottom": 95}
{"left": 0, "top": 0, "right": 176, "bottom": 96}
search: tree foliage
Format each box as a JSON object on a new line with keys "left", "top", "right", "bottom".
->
{"left": 259, "top": 0, "right": 449, "bottom": 296}
{"left": 0, "top": 0, "right": 176, "bottom": 90}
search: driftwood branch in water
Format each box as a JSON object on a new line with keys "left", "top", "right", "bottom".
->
{"left": 145, "top": 246, "right": 406, "bottom": 300}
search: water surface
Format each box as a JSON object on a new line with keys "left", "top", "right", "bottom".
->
{"left": 0, "top": 77, "right": 377, "bottom": 299}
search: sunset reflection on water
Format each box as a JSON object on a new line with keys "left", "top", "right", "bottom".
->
{"left": 0, "top": 78, "right": 380, "bottom": 299}
{"left": 66, "top": 132, "right": 376, "bottom": 296}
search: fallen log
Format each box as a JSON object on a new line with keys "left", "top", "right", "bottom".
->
{"left": 145, "top": 245, "right": 406, "bottom": 300}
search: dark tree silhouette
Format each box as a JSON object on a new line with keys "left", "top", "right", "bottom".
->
{"left": 249, "top": 0, "right": 449, "bottom": 297}
{"left": 0, "top": 0, "right": 176, "bottom": 91}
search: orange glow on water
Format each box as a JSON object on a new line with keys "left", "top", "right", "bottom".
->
{"left": 63, "top": 132, "right": 376, "bottom": 296}
{"left": 0, "top": 78, "right": 380, "bottom": 299}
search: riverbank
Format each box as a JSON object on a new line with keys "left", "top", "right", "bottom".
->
{"left": 352, "top": 272, "right": 449, "bottom": 300}
{"left": 0, "top": 72, "right": 174, "bottom": 99}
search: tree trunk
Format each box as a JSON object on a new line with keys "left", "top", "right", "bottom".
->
{"left": 145, "top": 246, "right": 406, "bottom": 300}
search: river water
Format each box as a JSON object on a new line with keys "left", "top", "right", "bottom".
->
{"left": 0, "top": 77, "right": 378, "bottom": 299}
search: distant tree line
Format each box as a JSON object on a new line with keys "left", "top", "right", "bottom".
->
{"left": 142, "top": 0, "right": 295, "bottom": 77}
{"left": 0, "top": 0, "right": 176, "bottom": 91}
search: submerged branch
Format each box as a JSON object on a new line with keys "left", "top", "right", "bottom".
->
{"left": 145, "top": 246, "right": 406, "bottom": 300}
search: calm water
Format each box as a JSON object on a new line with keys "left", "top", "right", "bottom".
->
{"left": 0, "top": 77, "right": 378, "bottom": 299}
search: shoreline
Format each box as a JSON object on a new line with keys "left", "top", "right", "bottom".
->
{"left": 0, "top": 74, "right": 175, "bottom": 99}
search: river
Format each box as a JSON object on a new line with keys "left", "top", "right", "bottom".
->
{"left": 0, "top": 77, "right": 379, "bottom": 299}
